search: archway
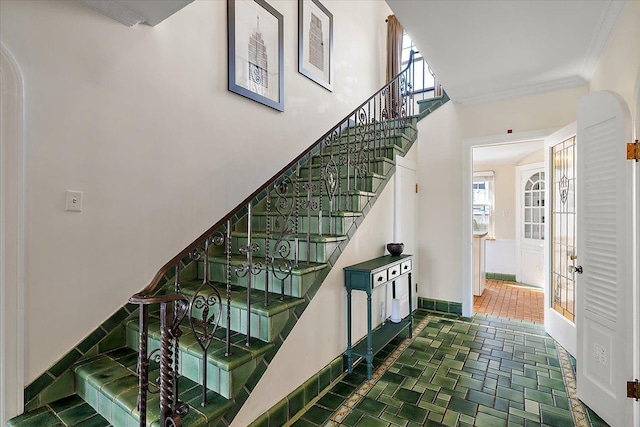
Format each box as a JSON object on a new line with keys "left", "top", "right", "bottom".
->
{"left": 1, "top": 43, "right": 25, "bottom": 423}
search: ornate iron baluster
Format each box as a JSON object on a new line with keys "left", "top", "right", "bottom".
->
{"left": 271, "top": 177, "right": 295, "bottom": 299}
{"left": 265, "top": 187, "right": 271, "bottom": 306}
{"left": 235, "top": 202, "right": 260, "bottom": 346}
{"left": 136, "top": 304, "right": 149, "bottom": 427}
{"left": 225, "top": 219, "right": 232, "bottom": 357}
{"left": 302, "top": 168, "right": 317, "bottom": 262}
{"left": 294, "top": 165, "right": 300, "bottom": 267}
{"left": 159, "top": 298, "right": 188, "bottom": 425}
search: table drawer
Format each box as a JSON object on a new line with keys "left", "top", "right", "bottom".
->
{"left": 387, "top": 264, "right": 401, "bottom": 281}
{"left": 372, "top": 270, "right": 387, "bottom": 288}
{"left": 401, "top": 260, "right": 412, "bottom": 274}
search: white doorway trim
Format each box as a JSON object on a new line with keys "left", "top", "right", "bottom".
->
{"left": 462, "top": 129, "right": 556, "bottom": 317}
{"left": 633, "top": 65, "right": 640, "bottom": 426}
{"left": 1, "top": 43, "right": 25, "bottom": 423}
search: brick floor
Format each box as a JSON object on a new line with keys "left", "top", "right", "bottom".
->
{"left": 473, "top": 279, "right": 544, "bottom": 324}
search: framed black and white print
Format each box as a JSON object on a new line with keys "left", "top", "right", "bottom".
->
{"left": 298, "top": 0, "right": 333, "bottom": 91}
{"left": 228, "top": 0, "right": 284, "bottom": 111}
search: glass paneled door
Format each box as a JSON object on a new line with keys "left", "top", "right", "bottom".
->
{"left": 544, "top": 123, "right": 577, "bottom": 357}
{"left": 517, "top": 164, "right": 545, "bottom": 287}
{"left": 551, "top": 136, "right": 577, "bottom": 322}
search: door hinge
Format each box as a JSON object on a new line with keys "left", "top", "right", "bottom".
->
{"left": 415, "top": 183, "right": 419, "bottom": 193}
{"left": 627, "top": 140, "right": 640, "bottom": 161}
{"left": 627, "top": 379, "right": 640, "bottom": 401}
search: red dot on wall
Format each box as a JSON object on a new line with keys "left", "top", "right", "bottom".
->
{"left": 507, "top": 129, "right": 513, "bottom": 134}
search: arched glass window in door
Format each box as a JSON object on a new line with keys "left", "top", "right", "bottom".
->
{"left": 523, "top": 172, "right": 545, "bottom": 240}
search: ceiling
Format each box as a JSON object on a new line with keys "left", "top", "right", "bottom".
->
{"left": 79, "top": 0, "right": 193, "bottom": 26}
{"left": 386, "top": 0, "right": 625, "bottom": 105}
{"left": 473, "top": 140, "right": 544, "bottom": 169}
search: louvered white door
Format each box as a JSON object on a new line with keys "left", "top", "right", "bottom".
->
{"left": 576, "top": 91, "right": 633, "bottom": 427}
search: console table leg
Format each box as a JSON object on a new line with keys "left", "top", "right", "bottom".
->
{"left": 347, "top": 289, "right": 353, "bottom": 374}
{"left": 366, "top": 292, "right": 372, "bottom": 380}
{"left": 408, "top": 272, "right": 413, "bottom": 338}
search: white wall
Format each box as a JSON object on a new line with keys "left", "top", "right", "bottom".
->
{"left": 416, "top": 102, "right": 464, "bottom": 302}
{"left": 485, "top": 240, "right": 516, "bottom": 275}
{"left": 0, "top": 0, "right": 391, "bottom": 383}
{"left": 590, "top": 0, "right": 640, "bottom": 114}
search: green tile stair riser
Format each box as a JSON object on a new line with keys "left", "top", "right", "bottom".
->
{"left": 251, "top": 211, "right": 360, "bottom": 235}
{"left": 199, "top": 258, "right": 325, "bottom": 298}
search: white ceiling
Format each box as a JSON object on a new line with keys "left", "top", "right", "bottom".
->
{"left": 473, "top": 140, "right": 544, "bottom": 169}
{"left": 386, "top": 0, "right": 625, "bottom": 105}
{"left": 80, "top": 0, "right": 193, "bottom": 26}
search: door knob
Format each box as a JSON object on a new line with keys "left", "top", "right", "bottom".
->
{"left": 570, "top": 254, "right": 578, "bottom": 260}
{"left": 569, "top": 265, "right": 583, "bottom": 274}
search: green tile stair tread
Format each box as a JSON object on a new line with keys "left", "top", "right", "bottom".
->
{"left": 179, "top": 280, "right": 305, "bottom": 316}
{"left": 267, "top": 188, "right": 377, "bottom": 198}
{"left": 126, "top": 317, "right": 274, "bottom": 371}
{"left": 6, "top": 407, "right": 58, "bottom": 427}
{"left": 70, "top": 413, "right": 111, "bottom": 427}
{"left": 57, "top": 402, "right": 101, "bottom": 425}
{"left": 251, "top": 210, "right": 363, "bottom": 218}
{"left": 231, "top": 231, "right": 348, "bottom": 243}
{"left": 72, "top": 352, "right": 233, "bottom": 425}
{"left": 206, "top": 255, "right": 328, "bottom": 275}
{"left": 74, "top": 355, "right": 124, "bottom": 381}
{"left": 293, "top": 171, "right": 387, "bottom": 181}
{"left": 297, "top": 157, "right": 395, "bottom": 175}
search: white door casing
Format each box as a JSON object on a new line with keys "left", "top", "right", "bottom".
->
{"left": 0, "top": 43, "right": 25, "bottom": 423}
{"left": 634, "top": 65, "right": 640, "bottom": 427}
{"left": 462, "top": 129, "right": 557, "bottom": 317}
{"left": 394, "top": 155, "right": 417, "bottom": 318}
{"left": 516, "top": 163, "right": 545, "bottom": 287}
{"left": 544, "top": 123, "right": 578, "bottom": 357}
{"left": 576, "top": 91, "right": 633, "bottom": 427}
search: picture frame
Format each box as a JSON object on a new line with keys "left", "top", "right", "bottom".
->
{"left": 298, "top": 0, "right": 333, "bottom": 91}
{"left": 228, "top": 0, "right": 284, "bottom": 111}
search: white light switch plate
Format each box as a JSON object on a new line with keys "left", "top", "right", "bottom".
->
{"left": 66, "top": 190, "right": 83, "bottom": 212}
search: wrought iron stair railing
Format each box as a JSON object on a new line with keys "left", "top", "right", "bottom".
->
{"left": 128, "top": 51, "right": 417, "bottom": 427}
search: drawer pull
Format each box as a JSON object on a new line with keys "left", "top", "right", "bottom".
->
{"left": 377, "top": 276, "right": 384, "bottom": 282}
{"left": 391, "top": 270, "right": 397, "bottom": 275}
{"left": 403, "top": 265, "right": 408, "bottom": 270}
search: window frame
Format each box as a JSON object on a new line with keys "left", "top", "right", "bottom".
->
{"left": 473, "top": 171, "right": 495, "bottom": 238}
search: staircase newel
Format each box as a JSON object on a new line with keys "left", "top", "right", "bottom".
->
{"left": 136, "top": 304, "right": 149, "bottom": 427}
{"left": 225, "top": 219, "right": 232, "bottom": 357}
{"left": 159, "top": 301, "right": 175, "bottom": 426}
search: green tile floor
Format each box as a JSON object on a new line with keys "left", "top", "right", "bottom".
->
{"left": 291, "top": 310, "right": 610, "bottom": 427}
{"left": 9, "top": 310, "right": 611, "bottom": 427}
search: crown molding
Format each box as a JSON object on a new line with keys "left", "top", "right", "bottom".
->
{"left": 456, "top": 75, "right": 588, "bottom": 106}
{"left": 580, "top": 0, "right": 626, "bottom": 79}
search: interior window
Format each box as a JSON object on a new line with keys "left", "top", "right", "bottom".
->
{"left": 473, "top": 172, "right": 494, "bottom": 236}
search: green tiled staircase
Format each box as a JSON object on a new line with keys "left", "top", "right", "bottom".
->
{"left": 11, "top": 90, "right": 449, "bottom": 426}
